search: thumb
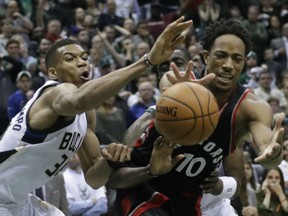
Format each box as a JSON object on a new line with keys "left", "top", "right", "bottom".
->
{"left": 172, "top": 154, "right": 184, "bottom": 167}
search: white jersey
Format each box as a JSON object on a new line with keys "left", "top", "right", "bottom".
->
{"left": 0, "top": 81, "right": 87, "bottom": 204}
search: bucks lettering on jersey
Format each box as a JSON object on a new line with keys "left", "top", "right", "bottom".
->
{"left": 0, "top": 81, "right": 87, "bottom": 203}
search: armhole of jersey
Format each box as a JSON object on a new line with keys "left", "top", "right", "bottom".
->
{"left": 23, "top": 83, "right": 76, "bottom": 143}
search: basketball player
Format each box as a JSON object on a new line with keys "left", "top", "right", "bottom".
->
{"left": 0, "top": 17, "right": 192, "bottom": 216}
{"left": 107, "top": 19, "right": 284, "bottom": 216}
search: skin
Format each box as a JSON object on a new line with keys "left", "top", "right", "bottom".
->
{"left": 27, "top": 16, "right": 192, "bottom": 188}
{"left": 108, "top": 32, "right": 284, "bottom": 215}
{"left": 114, "top": 50, "right": 244, "bottom": 202}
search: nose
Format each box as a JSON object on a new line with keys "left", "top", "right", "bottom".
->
{"left": 77, "top": 57, "right": 87, "bottom": 67}
{"left": 223, "top": 57, "right": 233, "bottom": 71}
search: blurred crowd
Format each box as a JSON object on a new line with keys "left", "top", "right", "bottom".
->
{"left": 1, "top": 0, "right": 288, "bottom": 215}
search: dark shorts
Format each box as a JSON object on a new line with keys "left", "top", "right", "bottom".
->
{"left": 141, "top": 208, "right": 170, "bottom": 216}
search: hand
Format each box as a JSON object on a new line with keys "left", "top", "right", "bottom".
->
{"left": 167, "top": 61, "right": 215, "bottom": 85}
{"left": 148, "top": 16, "right": 192, "bottom": 65}
{"left": 254, "top": 113, "right": 285, "bottom": 168}
{"left": 242, "top": 206, "right": 259, "bottom": 216}
{"left": 13, "top": 12, "right": 22, "bottom": 19}
{"left": 268, "top": 182, "right": 284, "bottom": 197}
{"left": 262, "top": 179, "right": 271, "bottom": 195}
{"left": 101, "top": 143, "right": 131, "bottom": 162}
{"left": 200, "top": 170, "right": 222, "bottom": 195}
{"left": 149, "top": 136, "right": 184, "bottom": 176}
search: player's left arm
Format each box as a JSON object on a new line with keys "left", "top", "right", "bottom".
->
{"left": 200, "top": 147, "right": 244, "bottom": 199}
{"left": 77, "top": 110, "right": 130, "bottom": 189}
{"left": 243, "top": 94, "right": 284, "bottom": 168}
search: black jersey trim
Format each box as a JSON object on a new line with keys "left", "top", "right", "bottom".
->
{"left": 0, "top": 149, "right": 17, "bottom": 164}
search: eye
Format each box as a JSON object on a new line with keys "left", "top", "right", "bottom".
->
{"left": 65, "top": 57, "right": 74, "bottom": 62}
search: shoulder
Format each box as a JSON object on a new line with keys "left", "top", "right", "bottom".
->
{"left": 239, "top": 92, "right": 272, "bottom": 120}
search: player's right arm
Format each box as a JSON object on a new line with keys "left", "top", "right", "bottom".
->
{"left": 43, "top": 17, "right": 192, "bottom": 117}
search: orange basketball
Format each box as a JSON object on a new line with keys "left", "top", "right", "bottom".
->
{"left": 155, "top": 82, "right": 219, "bottom": 145}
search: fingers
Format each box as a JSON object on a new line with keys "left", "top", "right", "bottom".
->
{"left": 254, "top": 153, "right": 267, "bottom": 163}
{"left": 172, "top": 154, "right": 185, "bottom": 167}
{"left": 196, "top": 73, "right": 216, "bottom": 86}
{"left": 103, "top": 143, "right": 131, "bottom": 162}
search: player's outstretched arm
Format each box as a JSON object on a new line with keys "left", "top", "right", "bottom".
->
{"left": 244, "top": 95, "right": 284, "bottom": 168}
{"left": 52, "top": 17, "right": 192, "bottom": 116}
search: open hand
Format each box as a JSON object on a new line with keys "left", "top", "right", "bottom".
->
{"left": 254, "top": 113, "right": 285, "bottom": 168}
{"left": 166, "top": 61, "right": 215, "bottom": 86}
{"left": 148, "top": 16, "right": 192, "bottom": 65}
{"left": 149, "top": 136, "right": 184, "bottom": 176}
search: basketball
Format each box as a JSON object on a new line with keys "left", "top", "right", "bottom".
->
{"left": 155, "top": 82, "right": 219, "bottom": 145}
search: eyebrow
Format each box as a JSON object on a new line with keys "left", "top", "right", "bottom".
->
{"left": 63, "top": 51, "right": 88, "bottom": 56}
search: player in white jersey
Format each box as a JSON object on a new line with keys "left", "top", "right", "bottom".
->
{"left": 0, "top": 16, "right": 193, "bottom": 215}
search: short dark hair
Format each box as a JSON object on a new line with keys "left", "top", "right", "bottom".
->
{"left": 45, "top": 39, "right": 80, "bottom": 70}
{"left": 201, "top": 19, "right": 251, "bottom": 55}
{"left": 5, "top": 39, "right": 20, "bottom": 49}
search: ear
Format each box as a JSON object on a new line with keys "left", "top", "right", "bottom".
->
{"left": 202, "top": 50, "right": 209, "bottom": 65}
{"left": 48, "top": 67, "right": 58, "bottom": 80}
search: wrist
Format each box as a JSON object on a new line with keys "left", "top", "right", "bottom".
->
{"left": 146, "top": 165, "right": 159, "bottom": 178}
{"left": 217, "top": 176, "right": 237, "bottom": 199}
{"left": 144, "top": 53, "right": 155, "bottom": 68}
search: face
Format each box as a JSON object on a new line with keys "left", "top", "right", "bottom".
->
{"left": 52, "top": 44, "right": 90, "bottom": 87}
{"left": 282, "top": 24, "right": 288, "bottom": 38}
{"left": 204, "top": 34, "right": 245, "bottom": 92}
{"left": 124, "top": 18, "right": 135, "bottom": 32}
{"left": 244, "top": 163, "right": 253, "bottom": 181}
{"left": 138, "top": 81, "right": 154, "bottom": 101}
{"left": 107, "top": 0, "right": 116, "bottom": 14}
{"left": 38, "top": 57, "right": 47, "bottom": 74}
{"left": 136, "top": 42, "right": 150, "bottom": 57}
{"left": 77, "top": 30, "right": 89, "bottom": 44}
{"left": 270, "top": 16, "right": 280, "bottom": 28}
{"left": 6, "top": 42, "right": 20, "bottom": 58}
{"left": 258, "top": 73, "right": 272, "bottom": 89}
{"left": 75, "top": 8, "right": 85, "bottom": 21}
{"left": 7, "top": 1, "right": 18, "bottom": 16}
{"left": 17, "top": 76, "right": 32, "bottom": 92}
{"left": 39, "top": 38, "right": 52, "bottom": 53}
{"left": 137, "top": 23, "right": 149, "bottom": 36}
{"left": 158, "top": 50, "right": 188, "bottom": 77}
{"left": 265, "top": 169, "right": 281, "bottom": 185}
{"left": 47, "top": 20, "right": 61, "bottom": 35}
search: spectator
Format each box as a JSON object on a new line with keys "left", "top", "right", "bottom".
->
{"left": 253, "top": 70, "right": 287, "bottom": 109}
{"left": 5, "top": 0, "right": 34, "bottom": 43}
{"left": 131, "top": 21, "right": 155, "bottom": 49}
{"left": 127, "top": 81, "right": 155, "bottom": 126}
{"left": 241, "top": 5, "right": 268, "bottom": 64}
{"left": 7, "top": 70, "right": 33, "bottom": 120}
{"left": 97, "top": 0, "right": 124, "bottom": 31}
{"left": 45, "top": 19, "right": 64, "bottom": 43}
{"left": 279, "top": 139, "right": 288, "bottom": 192}
{"left": 270, "top": 23, "right": 288, "bottom": 71}
{"left": 0, "top": 19, "right": 14, "bottom": 55}
{"left": 256, "top": 167, "right": 288, "bottom": 215}
{"left": 63, "top": 154, "right": 108, "bottom": 216}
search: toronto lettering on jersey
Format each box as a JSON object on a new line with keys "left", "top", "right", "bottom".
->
{"left": 156, "top": 106, "right": 177, "bottom": 117}
{"left": 45, "top": 132, "right": 83, "bottom": 177}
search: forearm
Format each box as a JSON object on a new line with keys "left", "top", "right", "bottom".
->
{"left": 262, "top": 193, "right": 271, "bottom": 208}
{"left": 55, "top": 58, "right": 147, "bottom": 115}
{"left": 107, "top": 166, "right": 154, "bottom": 189}
{"left": 279, "top": 194, "right": 288, "bottom": 211}
{"left": 85, "top": 156, "right": 112, "bottom": 189}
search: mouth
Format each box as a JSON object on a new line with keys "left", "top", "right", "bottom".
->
{"left": 217, "top": 73, "right": 233, "bottom": 84}
{"left": 80, "top": 71, "right": 90, "bottom": 81}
